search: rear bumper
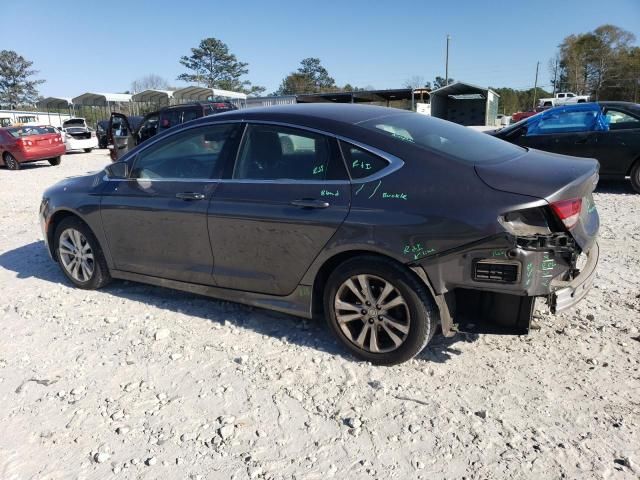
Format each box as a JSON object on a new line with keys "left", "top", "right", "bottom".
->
{"left": 65, "top": 137, "right": 98, "bottom": 150}
{"left": 20, "top": 145, "right": 66, "bottom": 161}
{"left": 549, "top": 241, "right": 599, "bottom": 313}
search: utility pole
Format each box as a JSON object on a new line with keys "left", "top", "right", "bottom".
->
{"left": 552, "top": 59, "right": 558, "bottom": 95}
{"left": 533, "top": 61, "right": 540, "bottom": 110}
{"left": 445, "top": 34, "right": 450, "bottom": 86}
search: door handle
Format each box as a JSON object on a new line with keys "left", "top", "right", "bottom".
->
{"left": 176, "top": 192, "right": 205, "bottom": 201}
{"left": 290, "top": 198, "right": 330, "bottom": 209}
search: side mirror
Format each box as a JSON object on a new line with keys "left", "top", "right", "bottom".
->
{"left": 105, "top": 162, "right": 128, "bottom": 178}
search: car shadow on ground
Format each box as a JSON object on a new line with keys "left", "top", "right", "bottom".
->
{"left": 0, "top": 241, "right": 476, "bottom": 364}
{"left": 1, "top": 163, "right": 54, "bottom": 171}
{"left": 595, "top": 180, "right": 637, "bottom": 194}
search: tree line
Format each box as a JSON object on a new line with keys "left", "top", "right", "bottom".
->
{"left": 1, "top": 24, "right": 638, "bottom": 111}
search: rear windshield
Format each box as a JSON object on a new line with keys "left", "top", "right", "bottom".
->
{"left": 7, "top": 126, "right": 56, "bottom": 137}
{"left": 63, "top": 119, "right": 86, "bottom": 127}
{"left": 358, "top": 113, "right": 526, "bottom": 164}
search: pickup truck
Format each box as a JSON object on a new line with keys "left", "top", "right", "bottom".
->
{"left": 538, "top": 92, "right": 590, "bottom": 107}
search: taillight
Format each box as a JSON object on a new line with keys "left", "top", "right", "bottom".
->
{"left": 17, "top": 138, "right": 32, "bottom": 147}
{"left": 550, "top": 198, "right": 582, "bottom": 229}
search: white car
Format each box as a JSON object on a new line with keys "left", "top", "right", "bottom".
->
{"left": 60, "top": 118, "right": 98, "bottom": 152}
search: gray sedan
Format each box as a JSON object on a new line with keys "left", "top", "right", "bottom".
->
{"left": 40, "top": 104, "right": 599, "bottom": 364}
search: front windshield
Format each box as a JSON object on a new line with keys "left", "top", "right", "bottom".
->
{"left": 358, "top": 113, "right": 526, "bottom": 164}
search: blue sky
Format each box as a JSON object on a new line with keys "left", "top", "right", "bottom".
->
{"left": 3, "top": 0, "right": 639, "bottom": 98}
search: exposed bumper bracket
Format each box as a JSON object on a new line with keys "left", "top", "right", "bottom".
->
{"left": 549, "top": 241, "right": 599, "bottom": 314}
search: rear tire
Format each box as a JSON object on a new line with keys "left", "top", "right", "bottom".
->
{"left": 3, "top": 152, "right": 20, "bottom": 170}
{"left": 84, "top": 148, "right": 93, "bottom": 153}
{"left": 631, "top": 161, "right": 640, "bottom": 194}
{"left": 54, "top": 217, "right": 111, "bottom": 290}
{"left": 324, "top": 256, "right": 439, "bottom": 365}
{"left": 48, "top": 156, "right": 61, "bottom": 166}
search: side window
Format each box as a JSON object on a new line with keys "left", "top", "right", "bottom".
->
{"left": 527, "top": 110, "right": 600, "bottom": 135}
{"left": 159, "top": 110, "right": 182, "bottom": 131}
{"left": 131, "top": 124, "right": 238, "bottom": 180}
{"left": 558, "top": 94, "right": 565, "bottom": 98}
{"left": 182, "top": 109, "right": 200, "bottom": 123}
{"left": 340, "top": 141, "right": 389, "bottom": 179}
{"left": 234, "top": 124, "right": 346, "bottom": 180}
{"left": 566, "top": 93, "right": 575, "bottom": 98}
{"left": 605, "top": 109, "right": 640, "bottom": 130}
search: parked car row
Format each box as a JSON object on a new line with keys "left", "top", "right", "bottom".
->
{"left": 106, "top": 101, "right": 237, "bottom": 160}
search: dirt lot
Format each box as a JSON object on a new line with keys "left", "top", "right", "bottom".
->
{"left": 0, "top": 151, "right": 639, "bottom": 480}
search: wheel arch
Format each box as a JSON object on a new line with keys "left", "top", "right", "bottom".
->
{"left": 47, "top": 209, "right": 94, "bottom": 260}
{"left": 310, "top": 249, "right": 440, "bottom": 322}
{"left": 626, "top": 155, "right": 640, "bottom": 177}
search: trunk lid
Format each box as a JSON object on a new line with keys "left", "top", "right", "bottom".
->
{"left": 475, "top": 148, "right": 599, "bottom": 250}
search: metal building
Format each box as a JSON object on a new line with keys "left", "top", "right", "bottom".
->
{"left": 429, "top": 82, "right": 499, "bottom": 126}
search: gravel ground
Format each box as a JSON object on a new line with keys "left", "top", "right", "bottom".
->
{"left": 0, "top": 151, "right": 639, "bottom": 480}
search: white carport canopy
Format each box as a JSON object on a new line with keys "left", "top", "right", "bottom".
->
{"left": 37, "top": 97, "right": 73, "bottom": 109}
{"left": 173, "top": 86, "right": 247, "bottom": 102}
{"left": 71, "top": 92, "right": 133, "bottom": 106}
{"left": 131, "top": 89, "right": 174, "bottom": 104}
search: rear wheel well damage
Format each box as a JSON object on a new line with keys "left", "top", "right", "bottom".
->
{"left": 311, "top": 250, "right": 443, "bottom": 328}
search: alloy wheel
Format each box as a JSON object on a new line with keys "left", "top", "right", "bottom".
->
{"left": 58, "top": 228, "right": 95, "bottom": 282}
{"left": 334, "top": 274, "right": 411, "bottom": 353}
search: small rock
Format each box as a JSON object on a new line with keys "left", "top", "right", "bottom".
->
{"left": 218, "top": 415, "right": 235, "bottom": 425}
{"left": 345, "top": 417, "right": 362, "bottom": 429}
{"left": 408, "top": 424, "right": 421, "bottom": 434}
{"left": 474, "top": 410, "right": 487, "bottom": 419}
{"left": 131, "top": 458, "right": 140, "bottom": 465}
{"left": 415, "top": 460, "right": 425, "bottom": 469}
{"left": 94, "top": 452, "right": 110, "bottom": 463}
{"left": 111, "top": 410, "right": 124, "bottom": 421}
{"left": 116, "top": 426, "right": 130, "bottom": 435}
{"left": 234, "top": 356, "right": 248, "bottom": 365}
{"left": 170, "top": 353, "right": 183, "bottom": 360}
{"left": 145, "top": 457, "right": 157, "bottom": 466}
{"left": 586, "top": 314, "right": 595, "bottom": 321}
{"left": 154, "top": 329, "right": 170, "bottom": 340}
{"left": 218, "top": 424, "right": 235, "bottom": 440}
{"left": 176, "top": 457, "right": 184, "bottom": 465}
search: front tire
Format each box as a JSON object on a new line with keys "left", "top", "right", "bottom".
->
{"left": 48, "top": 156, "right": 61, "bottom": 166}
{"left": 3, "top": 152, "right": 20, "bottom": 170}
{"left": 324, "top": 256, "right": 438, "bottom": 365}
{"left": 54, "top": 217, "right": 111, "bottom": 289}
{"left": 84, "top": 148, "right": 93, "bottom": 153}
{"left": 630, "top": 161, "right": 640, "bottom": 194}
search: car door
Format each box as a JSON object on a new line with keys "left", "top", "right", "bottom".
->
{"left": 208, "top": 123, "right": 351, "bottom": 295}
{"left": 595, "top": 107, "right": 640, "bottom": 176}
{"left": 137, "top": 112, "right": 159, "bottom": 144}
{"left": 100, "top": 122, "right": 243, "bottom": 284}
{"left": 108, "top": 113, "right": 137, "bottom": 161}
{"left": 514, "top": 108, "right": 600, "bottom": 158}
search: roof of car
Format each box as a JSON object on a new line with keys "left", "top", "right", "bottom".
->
{"left": 599, "top": 101, "right": 640, "bottom": 111}
{"left": 196, "top": 103, "right": 412, "bottom": 126}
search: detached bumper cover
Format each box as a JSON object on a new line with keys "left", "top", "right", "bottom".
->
{"left": 550, "top": 241, "right": 599, "bottom": 313}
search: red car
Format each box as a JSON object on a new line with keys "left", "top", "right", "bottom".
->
{"left": 0, "top": 125, "right": 66, "bottom": 170}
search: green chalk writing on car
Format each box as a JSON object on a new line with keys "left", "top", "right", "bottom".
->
{"left": 312, "top": 165, "right": 324, "bottom": 175}
{"left": 492, "top": 249, "right": 506, "bottom": 257}
{"left": 352, "top": 159, "right": 372, "bottom": 170}
{"left": 403, "top": 243, "right": 435, "bottom": 260}
{"left": 321, "top": 189, "right": 339, "bottom": 197}
{"left": 382, "top": 192, "right": 408, "bottom": 200}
